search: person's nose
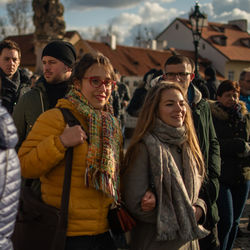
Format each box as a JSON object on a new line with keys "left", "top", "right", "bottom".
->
{"left": 99, "top": 82, "right": 107, "bottom": 91}
{"left": 175, "top": 103, "right": 183, "bottom": 112}
{"left": 43, "top": 63, "right": 50, "bottom": 72}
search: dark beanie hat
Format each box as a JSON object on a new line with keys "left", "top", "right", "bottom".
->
{"left": 42, "top": 40, "right": 76, "bottom": 68}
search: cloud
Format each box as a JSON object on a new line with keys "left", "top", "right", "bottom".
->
{"left": 109, "top": 13, "right": 142, "bottom": 43}
{"left": 199, "top": 1, "right": 250, "bottom": 32}
{"left": 110, "top": 2, "right": 183, "bottom": 44}
{"left": 212, "top": 0, "right": 250, "bottom": 15}
{"left": 63, "top": 0, "right": 144, "bottom": 10}
{"left": 0, "top": 0, "right": 10, "bottom": 6}
{"left": 66, "top": 0, "right": 250, "bottom": 46}
{"left": 158, "top": 0, "right": 175, "bottom": 3}
{"left": 215, "top": 8, "right": 250, "bottom": 25}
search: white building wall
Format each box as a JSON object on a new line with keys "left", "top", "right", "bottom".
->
{"left": 158, "top": 20, "right": 194, "bottom": 50}
{"left": 199, "top": 39, "right": 227, "bottom": 76}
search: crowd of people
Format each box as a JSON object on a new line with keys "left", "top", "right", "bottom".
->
{"left": 0, "top": 37, "right": 249, "bottom": 250}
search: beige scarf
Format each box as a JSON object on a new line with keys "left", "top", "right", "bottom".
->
{"left": 143, "top": 119, "right": 209, "bottom": 241}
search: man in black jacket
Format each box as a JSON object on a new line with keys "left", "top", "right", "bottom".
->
{"left": 0, "top": 39, "right": 30, "bottom": 114}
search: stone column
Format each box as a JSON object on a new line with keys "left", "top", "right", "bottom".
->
{"left": 32, "top": 0, "right": 66, "bottom": 72}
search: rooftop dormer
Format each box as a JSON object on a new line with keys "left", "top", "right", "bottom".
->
{"left": 211, "top": 35, "right": 227, "bottom": 46}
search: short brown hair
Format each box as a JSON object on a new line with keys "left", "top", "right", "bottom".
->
{"left": 239, "top": 68, "right": 250, "bottom": 81}
{"left": 164, "top": 55, "right": 195, "bottom": 73}
{"left": 217, "top": 80, "right": 240, "bottom": 97}
{"left": 0, "top": 39, "right": 21, "bottom": 59}
{"left": 73, "top": 52, "right": 115, "bottom": 83}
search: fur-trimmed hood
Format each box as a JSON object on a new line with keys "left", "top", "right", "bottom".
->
{"left": 208, "top": 100, "right": 248, "bottom": 121}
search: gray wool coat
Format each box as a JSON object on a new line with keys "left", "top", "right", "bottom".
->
{"left": 123, "top": 142, "right": 206, "bottom": 250}
{"left": 0, "top": 104, "right": 21, "bottom": 250}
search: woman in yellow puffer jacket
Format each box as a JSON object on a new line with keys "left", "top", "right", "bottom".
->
{"left": 18, "top": 53, "right": 123, "bottom": 250}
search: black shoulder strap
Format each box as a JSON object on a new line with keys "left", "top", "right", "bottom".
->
{"left": 52, "top": 108, "right": 82, "bottom": 249}
{"left": 59, "top": 107, "right": 89, "bottom": 144}
{"left": 59, "top": 107, "right": 81, "bottom": 127}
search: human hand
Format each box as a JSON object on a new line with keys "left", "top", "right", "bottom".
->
{"left": 192, "top": 205, "right": 203, "bottom": 222}
{"left": 122, "top": 100, "right": 129, "bottom": 107}
{"left": 238, "top": 142, "right": 250, "bottom": 158}
{"left": 59, "top": 125, "right": 87, "bottom": 148}
{"left": 141, "top": 190, "right": 156, "bottom": 212}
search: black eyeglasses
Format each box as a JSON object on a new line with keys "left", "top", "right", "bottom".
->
{"left": 83, "top": 77, "right": 116, "bottom": 90}
{"left": 164, "top": 72, "right": 192, "bottom": 80}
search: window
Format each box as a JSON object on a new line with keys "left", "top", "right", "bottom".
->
{"left": 211, "top": 35, "right": 227, "bottom": 46}
{"left": 202, "top": 43, "right": 206, "bottom": 50}
{"left": 176, "top": 24, "right": 179, "bottom": 30}
{"left": 228, "top": 71, "right": 234, "bottom": 81}
{"left": 240, "top": 38, "right": 250, "bottom": 48}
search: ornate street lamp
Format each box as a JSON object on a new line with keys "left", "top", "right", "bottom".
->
{"left": 189, "top": 1, "right": 206, "bottom": 79}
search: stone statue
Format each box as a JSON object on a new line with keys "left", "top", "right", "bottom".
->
{"left": 32, "top": 0, "right": 66, "bottom": 72}
{"left": 32, "top": 0, "right": 66, "bottom": 41}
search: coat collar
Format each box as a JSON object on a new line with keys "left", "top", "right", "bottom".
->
{"left": 209, "top": 100, "right": 248, "bottom": 120}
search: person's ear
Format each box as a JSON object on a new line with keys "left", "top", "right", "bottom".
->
{"left": 74, "top": 79, "right": 81, "bottom": 90}
{"left": 17, "top": 58, "right": 21, "bottom": 67}
{"left": 190, "top": 73, "right": 195, "bottom": 81}
{"left": 64, "top": 66, "right": 71, "bottom": 73}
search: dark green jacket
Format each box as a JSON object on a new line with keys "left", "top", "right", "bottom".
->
{"left": 190, "top": 85, "right": 221, "bottom": 230}
{"left": 13, "top": 78, "right": 50, "bottom": 151}
{"left": 209, "top": 100, "right": 250, "bottom": 185}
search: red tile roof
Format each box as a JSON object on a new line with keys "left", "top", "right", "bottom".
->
{"left": 82, "top": 40, "right": 171, "bottom": 76}
{"left": 178, "top": 18, "right": 250, "bottom": 62}
{"left": 5, "top": 31, "right": 222, "bottom": 79}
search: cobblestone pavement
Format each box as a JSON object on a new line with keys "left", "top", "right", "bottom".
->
{"left": 233, "top": 196, "right": 250, "bottom": 250}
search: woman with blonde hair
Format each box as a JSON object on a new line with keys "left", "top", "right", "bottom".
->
{"left": 122, "top": 81, "right": 209, "bottom": 250}
{"left": 18, "top": 53, "right": 122, "bottom": 250}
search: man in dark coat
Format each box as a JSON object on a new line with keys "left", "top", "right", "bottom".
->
{"left": 164, "top": 55, "right": 221, "bottom": 250}
{"left": 239, "top": 68, "right": 250, "bottom": 112}
{"left": 0, "top": 39, "right": 31, "bottom": 114}
{"left": 204, "top": 66, "right": 220, "bottom": 100}
{"left": 13, "top": 40, "right": 76, "bottom": 151}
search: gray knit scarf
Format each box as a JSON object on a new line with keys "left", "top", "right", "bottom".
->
{"left": 143, "top": 119, "right": 209, "bottom": 241}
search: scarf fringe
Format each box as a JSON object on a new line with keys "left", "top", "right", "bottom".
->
{"left": 156, "top": 225, "right": 209, "bottom": 241}
{"left": 85, "top": 165, "right": 120, "bottom": 201}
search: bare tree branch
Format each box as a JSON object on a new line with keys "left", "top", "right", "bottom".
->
{"left": 6, "top": 0, "right": 33, "bottom": 35}
{"left": 0, "top": 17, "right": 7, "bottom": 40}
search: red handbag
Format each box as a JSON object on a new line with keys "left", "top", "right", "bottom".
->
{"left": 108, "top": 202, "right": 136, "bottom": 234}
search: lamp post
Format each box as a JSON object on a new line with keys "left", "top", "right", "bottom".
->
{"left": 189, "top": 1, "right": 206, "bottom": 79}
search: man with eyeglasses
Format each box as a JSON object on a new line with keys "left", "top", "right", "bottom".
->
{"left": 239, "top": 68, "right": 250, "bottom": 112}
{"left": 13, "top": 40, "right": 76, "bottom": 151}
{"left": 164, "top": 55, "right": 221, "bottom": 250}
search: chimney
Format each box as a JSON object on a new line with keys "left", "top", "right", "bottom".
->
{"left": 228, "top": 19, "right": 247, "bottom": 32}
{"left": 150, "top": 40, "right": 157, "bottom": 50}
{"left": 101, "top": 34, "right": 116, "bottom": 50}
{"left": 157, "top": 40, "right": 168, "bottom": 50}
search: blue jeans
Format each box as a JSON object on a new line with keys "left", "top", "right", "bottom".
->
{"left": 65, "top": 231, "right": 117, "bottom": 250}
{"left": 217, "top": 180, "right": 250, "bottom": 250}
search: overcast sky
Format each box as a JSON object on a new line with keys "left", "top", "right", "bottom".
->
{"left": 0, "top": 0, "right": 249, "bottom": 45}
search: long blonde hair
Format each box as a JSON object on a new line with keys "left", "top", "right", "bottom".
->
{"left": 123, "top": 81, "right": 205, "bottom": 177}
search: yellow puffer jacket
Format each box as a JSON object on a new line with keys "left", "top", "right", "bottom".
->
{"left": 18, "top": 98, "right": 121, "bottom": 236}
